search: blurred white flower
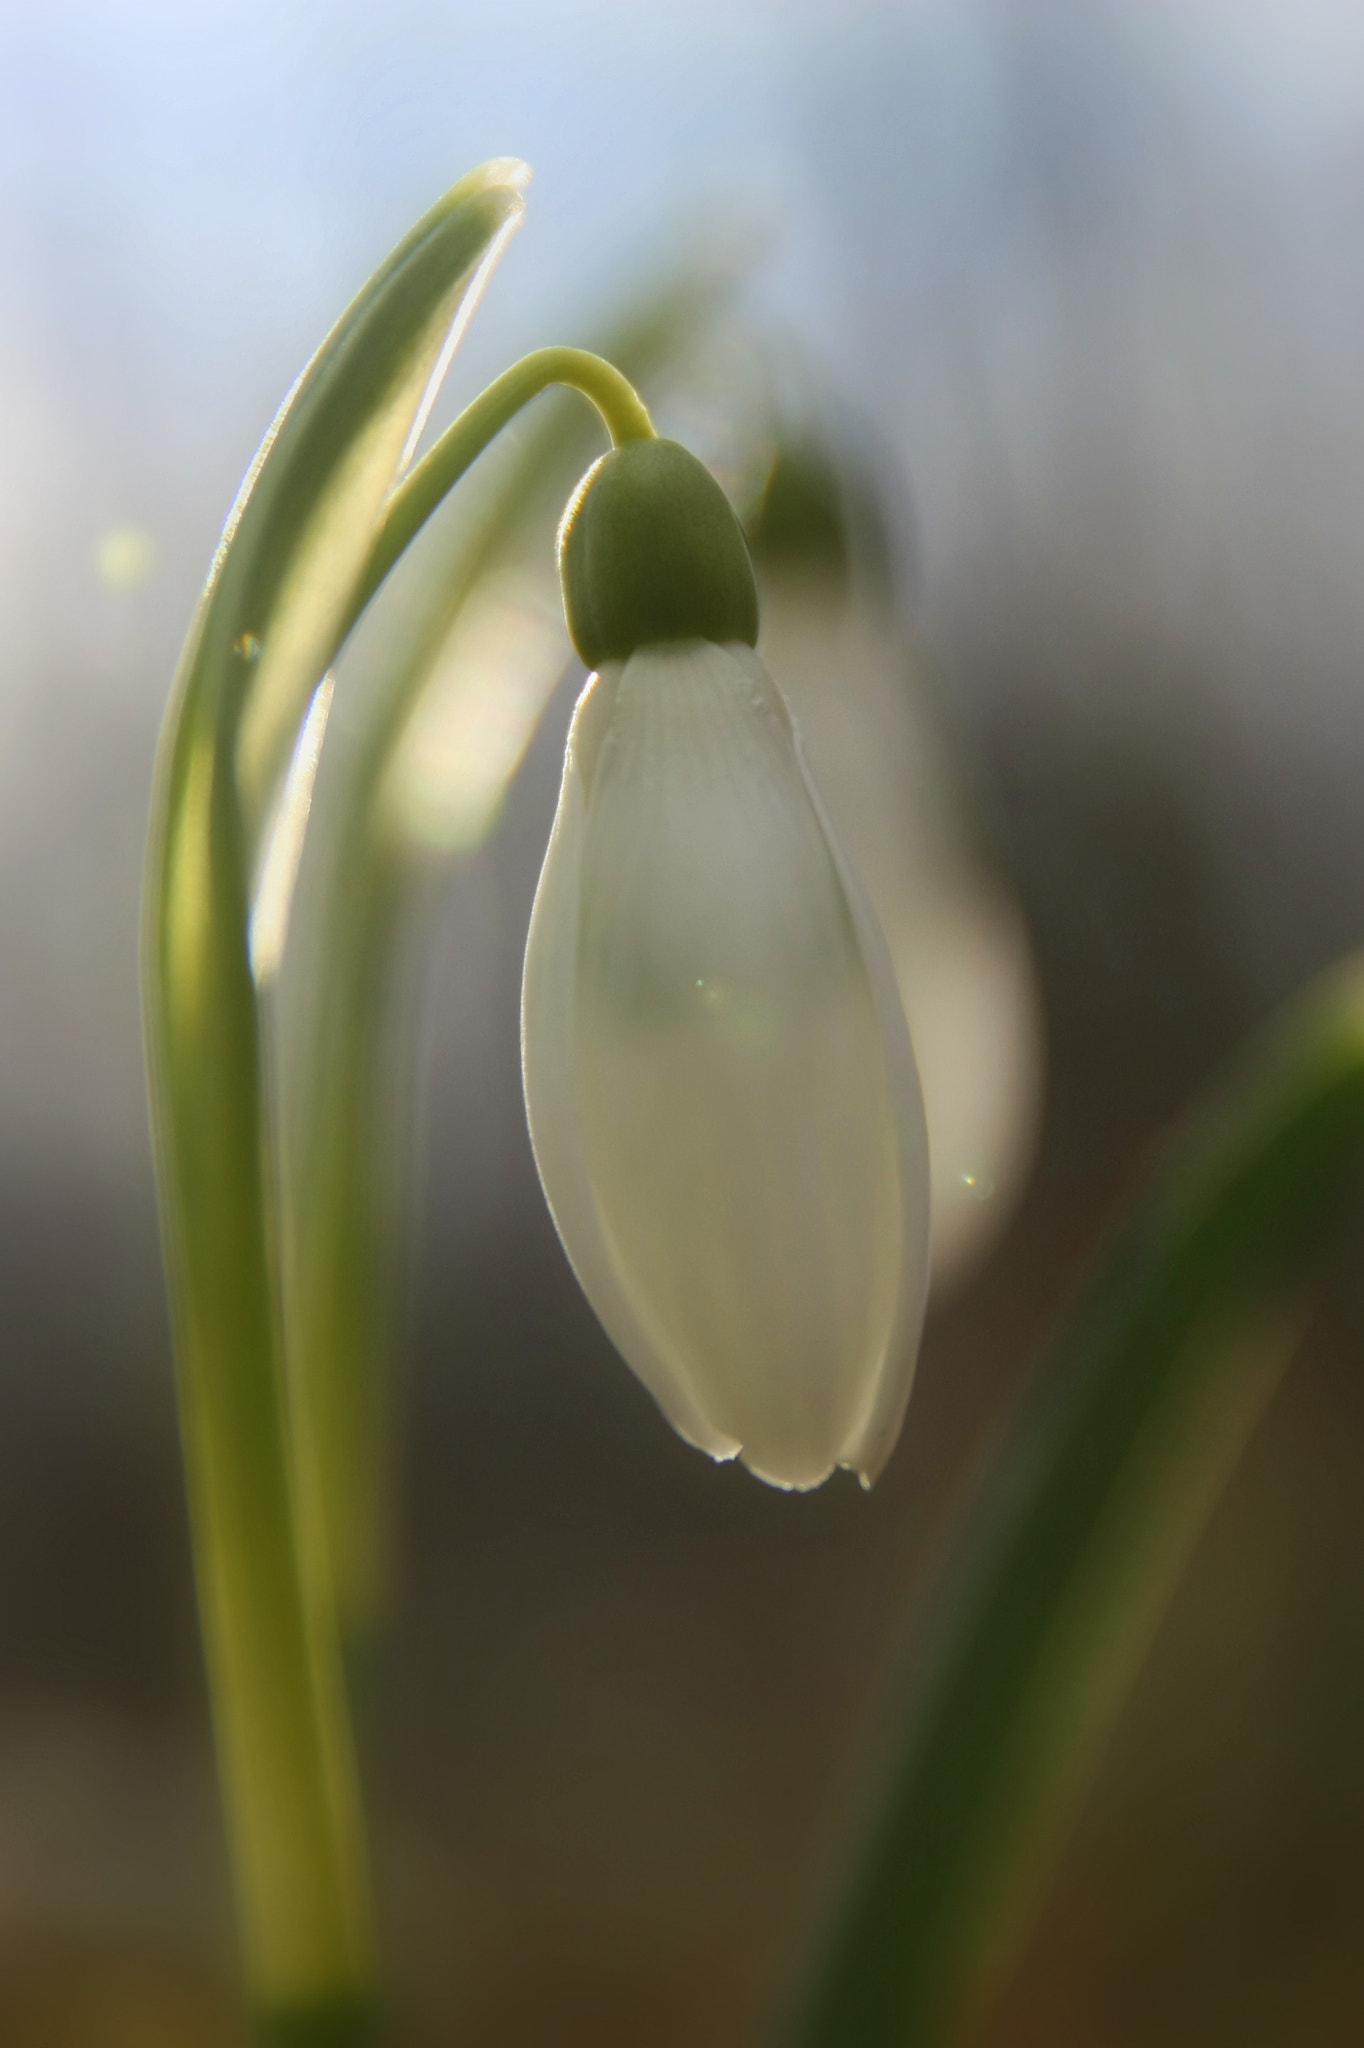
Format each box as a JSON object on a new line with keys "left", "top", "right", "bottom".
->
{"left": 760, "top": 582, "right": 1044, "bottom": 1292}
{"left": 739, "top": 423, "right": 1044, "bottom": 1293}
{"left": 522, "top": 637, "right": 930, "bottom": 1490}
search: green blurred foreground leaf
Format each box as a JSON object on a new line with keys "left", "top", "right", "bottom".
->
{"left": 142, "top": 161, "right": 528, "bottom": 2035}
{"left": 786, "top": 959, "right": 1364, "bottom": 2047}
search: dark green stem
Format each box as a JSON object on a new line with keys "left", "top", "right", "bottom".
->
{"left": 785, "top": 959, "right": 1364, "bottom": 2046}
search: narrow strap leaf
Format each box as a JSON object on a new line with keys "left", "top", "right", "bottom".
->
{"left": 785, "top": 960, "right": 1364, "bottom": 2047}
{"left": 141, "top": 161, "right": 527, "bottom": 2026}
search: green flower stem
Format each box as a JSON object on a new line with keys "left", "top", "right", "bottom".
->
{"left": 786, "top": 958, "right": 1364, "bottom": 2047}
{"left": 285, "top": 838, "right": 411, "bottom": 1634}
{"left": 146, "top": 687, "right": 377, "bottom": 2028}
{"left": 347, "top": 345, "right": 655, "bottom": 635}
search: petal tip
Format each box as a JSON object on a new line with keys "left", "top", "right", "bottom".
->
{"left": 740, "top": 1450, "right": 839, "bottom": 1494}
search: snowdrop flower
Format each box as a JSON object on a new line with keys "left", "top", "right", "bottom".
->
{"left": 522, "top": 437, "right": 930, "bottom": 1490}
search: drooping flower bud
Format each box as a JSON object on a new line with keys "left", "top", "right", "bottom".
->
{"left": 521, "top": 441, "right": 930, "bottom": 1490}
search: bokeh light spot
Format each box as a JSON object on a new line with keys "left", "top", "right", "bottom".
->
{"left": 93, "top": 524, "right": 157, "bottom": 590}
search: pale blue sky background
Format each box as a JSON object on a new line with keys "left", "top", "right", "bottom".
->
{"left": 5, "top": 0, "right": 1364, "bottom": 1181}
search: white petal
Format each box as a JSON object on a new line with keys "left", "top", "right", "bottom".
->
{"left": 522, "top": 664, "right": 742, "bottom": 1464}
{"left": 522, "top": 640, "right": 929, "bottom": 1490}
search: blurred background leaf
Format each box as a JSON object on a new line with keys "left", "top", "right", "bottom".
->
{"left": 785, "top": 961, "right": 1364, "bottom": 2046}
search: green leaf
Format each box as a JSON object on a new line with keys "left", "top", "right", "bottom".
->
{"left": 141, "top": 160, "right": 527, "bottom": 2020}
{"left": 784, "top": 960, "right": 1364, "bottom": 2047}
{"left": 198, "top": 159, "right": 528, "bottom": 851}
